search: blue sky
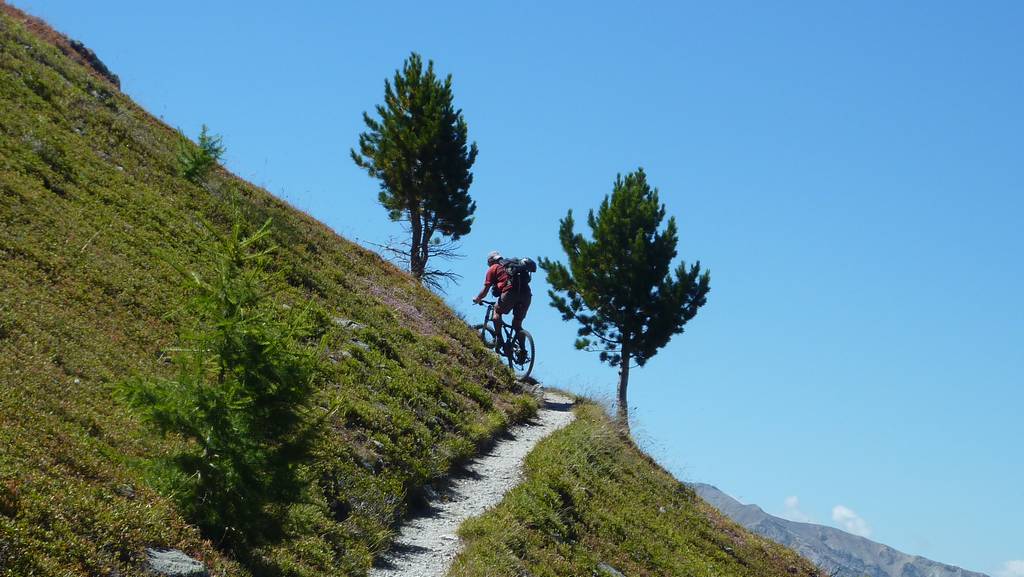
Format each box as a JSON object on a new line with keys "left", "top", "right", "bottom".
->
{"left": 14, "top": 1, "right": 1023, "bottom": 573}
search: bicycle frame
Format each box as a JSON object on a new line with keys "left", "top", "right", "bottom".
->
{"left": 475, "top": 299, "right": 535, "bottom": 379}
{"left": 480, "top": 301, "right": 518, "bottom": 343}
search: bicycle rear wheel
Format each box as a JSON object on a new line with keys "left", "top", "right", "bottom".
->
{"left": 507, "top": 330, "right": 535, "bottom": 380}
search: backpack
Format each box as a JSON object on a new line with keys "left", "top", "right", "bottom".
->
{"left": 492, "top": 257, "right": 537, "bottom": 295}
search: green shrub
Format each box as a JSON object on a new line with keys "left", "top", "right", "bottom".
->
{"left": 178, "top": 124, "right": 224, "bottom": 182}
{"left": 120, "top": 218, "right": 323, "bottom": 551}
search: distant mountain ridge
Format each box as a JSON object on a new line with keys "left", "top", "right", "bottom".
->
{"left": 692, "top": 483, "right": 988, "bottom": 577}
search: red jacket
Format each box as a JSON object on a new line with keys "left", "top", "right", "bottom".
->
{"left": 485, "top": 263, "right": 511, "bottom": 294}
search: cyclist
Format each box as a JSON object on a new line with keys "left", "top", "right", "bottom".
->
{"left": 473, "top": 250, "right": 531, "bottom": 363}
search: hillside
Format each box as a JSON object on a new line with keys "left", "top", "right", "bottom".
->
{"left": 0, "top": 4, "right": 534, "bottom": 575}
{"left": 450, "top": 405, "right": 822, "bottom": 577}
{"left": 694, "top": 484, "right": 988, "bottom": 577}
{"left": 3, "top": 5, "right": 822, "bottom": 577}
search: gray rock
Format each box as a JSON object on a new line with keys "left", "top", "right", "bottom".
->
{"left": 144, "top": 548, "right": 207, "bottom": 577}
{"left": 596, "top": 562, "right": 626, "bottom": 577}
{"left": 68, "top": 39, "right": 120, "bottom": 88}
{"left": 332, "top": 317, "right": 365, "bottom": 330}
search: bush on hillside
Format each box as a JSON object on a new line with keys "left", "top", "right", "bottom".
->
{"left": 178, "top": 124, "right": 225, "bottom": 183}
{"left": 120, "top": 219, "right": 325, "bottom": 551}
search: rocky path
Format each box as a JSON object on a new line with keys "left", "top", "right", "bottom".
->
{"left": 369, "top": 391, "right": 576, "bottom": 577}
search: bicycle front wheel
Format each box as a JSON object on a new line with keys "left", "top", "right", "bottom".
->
{"left": 507, "top": 330, "right": 535, "bottom": 380}
{"left": 479, "top": 305, "right": 497, "bottom": 347}
{"left": 472, "top": 322, "right": 496, "bottom": 348}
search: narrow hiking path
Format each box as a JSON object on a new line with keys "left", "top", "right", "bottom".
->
{"left": 370, "top": 391, "right": 575, "bottom": 577}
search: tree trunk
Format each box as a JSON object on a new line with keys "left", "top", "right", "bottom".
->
{"left": 617, "top": 342, "right": 631, "bottom": 434}
{"left": 420, "top": 216, "right": 436, "bottom": 278}
{"left": 409, "top": 205, "right": 425, "bottom": 279}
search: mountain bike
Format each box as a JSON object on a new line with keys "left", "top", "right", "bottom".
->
{"left": 473, "top": 300, "right": 535, "bottom": 380}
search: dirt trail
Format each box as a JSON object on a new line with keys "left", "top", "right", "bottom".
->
{"left": 369, "top": 391, "right": 575, "bottom": 577}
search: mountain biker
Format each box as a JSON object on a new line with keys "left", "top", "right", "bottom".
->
{"left": 473, "top": 250, "right": 531, "bottom": 363}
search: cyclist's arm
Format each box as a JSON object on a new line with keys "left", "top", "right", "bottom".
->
{"left": 474, "top": 266, "right": 496, "bottom": 303}
{"left": 473, "top": 282, "right": 490, "bottom": 303}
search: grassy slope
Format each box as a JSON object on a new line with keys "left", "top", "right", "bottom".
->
{"left": 0, "top": 6, "right": 534, "bottom": 576}
{"left": 450, "top": 404, "right": 823, "bottom": 577}
{"left": 0, "top": 7, "right": 827, "bottom": 577}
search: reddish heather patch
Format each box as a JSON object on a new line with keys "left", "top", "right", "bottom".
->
{"left": 364, "top": 280, "right": 441, "bottom": 337}
{"left": 1, "top": 2, "right": 120, "bottom": 88}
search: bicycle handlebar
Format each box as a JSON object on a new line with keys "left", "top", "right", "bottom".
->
{"left": 475, "top": 299, "right": 496, "bottom": 306}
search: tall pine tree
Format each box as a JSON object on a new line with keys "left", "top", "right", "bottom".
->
{"left": 352, "top": 52, "right": 478, "bottom": 286}
{"left": 540, "top": 169, "right": 710, "bottom": 432}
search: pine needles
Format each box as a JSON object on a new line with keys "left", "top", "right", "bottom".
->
{"left": 120, "top": 219, "right": 323, "bottom": 551}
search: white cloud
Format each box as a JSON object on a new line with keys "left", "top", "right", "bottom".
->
{"left": 996, "top": 560, "right": 1024, "bottom": 577}
{"left": 782, "top": 496, "right": 814, "bottom": 523}
{"left": 831, "top": 505, "right": 871, "bottom": 538}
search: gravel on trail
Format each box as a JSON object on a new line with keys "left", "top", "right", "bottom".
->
{"left": 369, "top": 391, "right": 576, "bottom": 577}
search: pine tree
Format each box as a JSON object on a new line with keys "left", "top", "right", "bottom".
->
{"left": 352, "top": 52, "right": 478, "bottom": 286}
{"left": 120, "top": 219, "right": 322, "bottom": 550}
{"left": 178, "top": 124, "right": 224, "bottom": 183}
{"left": 540, "top": 169, "right": 710, "bottom": 432}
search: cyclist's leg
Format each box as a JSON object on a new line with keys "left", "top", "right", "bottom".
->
{"left": 511, "top": 293, "right": 531, "bottom": 350}
{"left": 493, "top": 295, "right": 510, "bottom": 350}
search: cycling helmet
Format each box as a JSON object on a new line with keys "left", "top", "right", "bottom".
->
{"left": 487, "top": 250, "right": 502, "bottom": 265}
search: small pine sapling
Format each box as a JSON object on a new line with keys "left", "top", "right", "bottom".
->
{"left": 178, "top": 124, "right": 225, "bottom": 183}
{"left": 120, "top": 218, "right": 324, "bottom": 550}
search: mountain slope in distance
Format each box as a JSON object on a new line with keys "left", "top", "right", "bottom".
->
{"left": 692, "top": 483, "right": 988, "bottom": 577}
